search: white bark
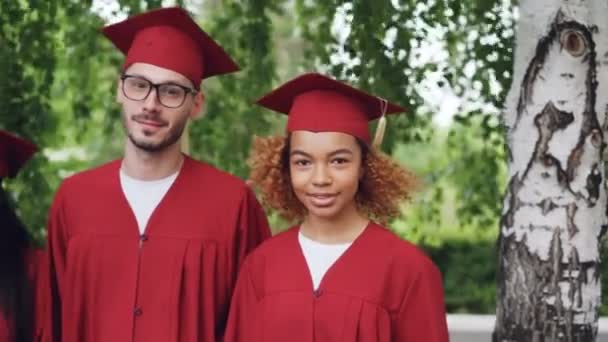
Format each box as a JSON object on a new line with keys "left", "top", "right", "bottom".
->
{"left": 495, "top": 0, "right": 608, "bottom": 341}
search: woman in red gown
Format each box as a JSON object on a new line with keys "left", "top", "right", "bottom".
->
{"left": 224, "top": 73, "right": 449, "bottom": 342}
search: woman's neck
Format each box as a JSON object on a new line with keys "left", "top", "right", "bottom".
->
{"left": 300, "top": 206, "right": 369, "bottom": 244}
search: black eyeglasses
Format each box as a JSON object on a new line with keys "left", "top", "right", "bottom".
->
{"left": 120, "top": 75, "right": 197, "bottom": 108}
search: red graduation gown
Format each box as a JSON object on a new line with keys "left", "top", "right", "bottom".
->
{"left": 224, "top": 222, "right": 449, "bottom": 342}
{"left": 0, "top": 249, "right": 49, "bottom": 342}
{"left": 46, "top": 156, "right": 270, "bottom": 342}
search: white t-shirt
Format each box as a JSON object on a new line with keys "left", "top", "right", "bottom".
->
{"left": 120, "top": 169, "right": 179, "bottom": 235}
{"left": 298, "top": 232, "right": 352, "bottom": 290}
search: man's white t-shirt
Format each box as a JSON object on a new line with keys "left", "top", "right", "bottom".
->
{"left": 120, "top": 169, "right": 179, "bottom": 235}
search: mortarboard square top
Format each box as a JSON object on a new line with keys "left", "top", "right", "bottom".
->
{"left": 102, "top": 7, "right": 239, "bottom": 89}
{"left": 256, "top": 73, "right": 406, "bottom": 143}
{"left": 0, "top": 130, "right": 37, "bottom": 178}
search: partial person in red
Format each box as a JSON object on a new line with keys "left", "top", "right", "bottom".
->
{"left": 224, "top": 73, "right": 449, "bottom": 342}
{"left": 45, "top": 7, "right": 270, "bottom": 342}
{"left": 0, "top": 130, "right": 47, "bottom": 342}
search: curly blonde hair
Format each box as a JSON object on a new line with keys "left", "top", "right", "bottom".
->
{"left": 247, "top": 134, "right": 420, "bottom": 224}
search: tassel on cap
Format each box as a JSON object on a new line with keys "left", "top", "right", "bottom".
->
{"left": 372, "top": 98, "right": 388, "bottom": 149}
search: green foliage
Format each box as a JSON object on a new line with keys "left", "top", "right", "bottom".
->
{"left": 425, "top": 239, "right": 497, "bottom": 313}
{"left": 293, "top": 0, "right": 515, "bottom": 230}
{"left": 418, "top": 234, "right": 608, "bottom": 314}
{"left": 190, "top": 0, "right": 280, "bottom": 178}
{"left": 2, "top": 0, "right": 606, "bottom": 315}
{"left": 0, "top": 0, "right": 60, "bottom": 236}
{"left": 295, "top": 0, "right": 432, "bottom": 149}
{"left": 446, "top": 115, "right": 506, "bottom": 228}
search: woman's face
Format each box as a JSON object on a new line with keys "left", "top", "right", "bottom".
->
{"left": 288, "top": 131, "right": 364, "bottom": 222}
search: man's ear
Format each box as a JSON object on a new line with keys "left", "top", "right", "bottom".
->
{"left": 190, "top": 91, "right": 205, "bottom": 120}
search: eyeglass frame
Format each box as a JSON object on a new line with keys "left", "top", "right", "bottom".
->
{"left": 120, "top": 74, "right": 198, "bottom": 108}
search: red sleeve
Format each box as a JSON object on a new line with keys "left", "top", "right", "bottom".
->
{"left": 396, "top": 261, "right": 449, "bottom": 341}
{"left": 234, "top": 186, "right": 270, "bottom": 272}
{"left": 45, "top": 186, "right": 69, "bottom": 342}
{"left": 224, "top": 258, "right": 261, "bottom": 342}
{"left": 221, "top": 187, "right": 269, "bottom": 339}
{"left": 27, "top": 249, "right": 50, "bottom": 342}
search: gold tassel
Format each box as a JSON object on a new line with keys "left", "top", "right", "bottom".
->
{"left": 372, "top": 114, "right": 387, "bottom": 148}
{"left": 372, "top": 97, "right": 388, "bottom": 148}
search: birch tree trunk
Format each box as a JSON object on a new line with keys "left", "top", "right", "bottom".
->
{"left": 494, "top": 0, "right": 608, "bottom": 341}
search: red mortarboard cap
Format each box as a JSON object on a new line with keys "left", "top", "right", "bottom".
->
{"left": 256, "top": 73, "right": 406, "bottom": 143}
{"left": 102, "top": 7, "right": 239, "bottom": 89}
{"left": 0, "top": 130, "right": 38, "bottom": 178}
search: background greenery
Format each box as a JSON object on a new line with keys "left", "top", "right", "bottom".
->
{"left": 2, "top": 0, "right": 606, "bottom": 314}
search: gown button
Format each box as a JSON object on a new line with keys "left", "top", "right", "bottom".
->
{"left": 134, "top": 307, "right": 143, "bottom": 317}
{"left": 313, "top": 289, "right": 323, "bottom": 298}
{"left": 139, "top": 234, "right": 148, "bottom": 242}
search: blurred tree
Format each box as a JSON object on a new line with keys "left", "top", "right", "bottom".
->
{"left": 0, "top": 0, "right": 60, "bottom": 241}
{"left": 494, "top": 0, "right": 608, "bottom": 340}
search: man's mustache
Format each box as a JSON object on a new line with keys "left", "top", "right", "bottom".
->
{"left": 132, "top": 113, "right": 168, "bottom": 126}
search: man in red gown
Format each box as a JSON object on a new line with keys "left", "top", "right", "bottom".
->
{"left": 45, "top": 7, "right": 270, "bottom": 342}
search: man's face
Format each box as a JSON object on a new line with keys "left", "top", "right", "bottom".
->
{"left": 117, "top": 63, "right": 203, "bottom": 152}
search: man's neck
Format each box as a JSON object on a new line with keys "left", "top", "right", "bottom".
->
{"left": 121, "top": 141, "right": 184, "bottom": 181}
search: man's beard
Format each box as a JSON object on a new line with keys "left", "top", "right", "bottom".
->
{"left": 123, "top": 112, "right": 188, "bottom": 152}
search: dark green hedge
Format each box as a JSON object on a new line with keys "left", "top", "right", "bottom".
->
{"left": 423, "top": 240, "right": 608, "bottom": 315}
